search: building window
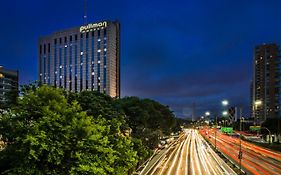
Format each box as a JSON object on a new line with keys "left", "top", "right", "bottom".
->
{"left": 48, "top": 43, "right": 50, "bottom": 53}
{"left": 43, "top": 44, "right": 46, "bottom": 54}
{"left": 39, "top": 45, "right": 42, "bottom": 54}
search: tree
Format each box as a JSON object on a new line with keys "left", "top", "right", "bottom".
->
{"left": 115, "top": 97, "right": 178, "bottom": 149}
{"left": 0, "top": 85, "right": 138, "bottom": 174}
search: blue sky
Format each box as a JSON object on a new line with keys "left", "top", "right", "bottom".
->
{"left": 0, "top": 0, "right": 281, "bottom": 119}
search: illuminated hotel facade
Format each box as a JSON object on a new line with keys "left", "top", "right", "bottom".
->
{"left": 38, "top": 21, "right": 120, "bottom": 97}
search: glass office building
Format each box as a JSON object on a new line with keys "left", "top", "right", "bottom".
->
{"left": 38, "top": 21, "right": 120, "bottom": 98}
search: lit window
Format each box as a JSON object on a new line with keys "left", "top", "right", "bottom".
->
{"left": 104, "top": 65, "right": 106, "bottom": 68}
{"left": 98, "top": 77, "right": 100, "bottom": 80}
{"left": 104, "top": 48, "right": 107, "bottom": 52}
{"left": 98, "top": 60, "right": 100, "bottom": 64}
{"left": 98, "top": 38, "right": 101, "bottom": 42}
{"left": 81, "top": 63, "right": 83, "bottom": 65}
{"left": 60, "top": 76, "right": 62, "bottom": 79}
{"left": 40, "top": 73, "right": 42, "bottom": 76}
{"left": 55, "top": 71, "right": 57, "bottom": 74}
{"left": 97, "top": 49, "right": 101, "bottom": 53}
{"left": 65, "top": 45, "right": 67, "bottom": 48}
{"left": 60, "top": 65, "right": 62, "bottom": 68}
{"left": 80, "top": 51, "right": 84, "bottom": 55}
{"left": 92, "top": 72, "right": 95, "bottom": 75}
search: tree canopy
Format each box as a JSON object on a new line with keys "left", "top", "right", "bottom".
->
{"left": 0, "top": 85, "right": 139, "bottom": 174}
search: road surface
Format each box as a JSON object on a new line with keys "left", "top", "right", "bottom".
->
{"left": 200, "top": 128, "right": 281, "bottom": 175}
{"left": 137, "top": 129, "right": 236, "bottom": 175}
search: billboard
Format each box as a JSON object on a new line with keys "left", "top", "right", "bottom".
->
{"left": 249, "top": 126, "right": 261, "bottom": 131}
{"left": 221, "top": 127, "right": 233, "bottom": 133}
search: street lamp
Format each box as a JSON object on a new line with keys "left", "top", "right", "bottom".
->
{"left": 222, "top": 111, "right": 228, "bottom": 116}
{"left": 205, "top": 111, "right": 210, "bottom": 116}
{"left": 222, "top": 100, "right": 229, "bottom": 106}
{"left": 254, "top": 100, "right": 262, "bottom": 126}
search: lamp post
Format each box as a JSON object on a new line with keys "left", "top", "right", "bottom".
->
{"left": 261, "top": 127, "right": 271, "bottom": 144}
{"left": 222, "top": 111, "right": 228, "bottom": 127}
{"left": 205, "top": 111, "right": 210, "bottom": 126}
{"left": 222, "top": 100, "right": 229, "bottom": 106}
{"left": 254, "top": 100, "right": 262, "bottom": 126}
{"left": 238, "top": 135, "right": 242, "bottom": 172}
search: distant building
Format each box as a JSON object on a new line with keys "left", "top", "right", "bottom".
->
{"left": 0, "top": 66, "right": 19, "bottom": 107}
{"left": 38, "top": 21, "right": 120, "bottom": 98}
{"left": 252, "top": 43, "right": 281, "bottom": 123}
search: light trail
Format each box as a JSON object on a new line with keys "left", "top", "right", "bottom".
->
{"left": 139, "top": 129, "right": 237, "bottom": 175}
{"left": 200, "top": 128, "right": 281, "bottom": 175}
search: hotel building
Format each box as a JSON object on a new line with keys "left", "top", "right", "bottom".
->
{"left": 38, "top": 21, "right": 120, "bottom": 97}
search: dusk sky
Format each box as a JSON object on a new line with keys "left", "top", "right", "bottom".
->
{"left": 1, "top": 0, "right": 281, "bottom": 119}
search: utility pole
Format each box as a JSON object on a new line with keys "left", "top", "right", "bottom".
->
{"left": 192, "top": 102, "right": 196, "bottom": 122}
{"left": 238, "top": 138, "right": 242, "bottom": 172}
{"left": 215, "top": 114, "right": 217, "bottom": 151}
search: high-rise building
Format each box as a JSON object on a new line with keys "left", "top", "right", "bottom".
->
{"left": 0, "top": 66, "right": 19, "bottom": 107}
{"left": 252, "top": 43, "right": 281, "bottom": 123}
{"left": 38, "top": 21, "right": 120, "bottom": 98}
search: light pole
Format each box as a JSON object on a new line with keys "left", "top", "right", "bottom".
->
{"left": 238, "top": 136, "right": 242, "bottom": 172}
{"left": 261, "top": 127, "right": 272, "bottom": 144}
{"left": 254, "top": 100, "right": 262, "bottom": 126}
{"left": 222, "top": 100, "right": 229, "bottom": 106}
{"left": 205, "top": 111, "right": 210, "bottom": 126}
{"left": 222, "top": 111, "right": 228, "bottom": 127}
{"left": 221, "top": 100, "right": 229, "bottom": 127}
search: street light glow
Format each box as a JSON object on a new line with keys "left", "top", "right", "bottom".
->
{"left": 255, "top": 100, "right": 262, "bottom": 106}
{"left": 222, "top": 100, "right": 229, "bottom": 106}
{"left": 222, "top": 111, "right": 228, "bottom": 116}
{"left": 205, "top": 111, "right": 210, "bottom": 116}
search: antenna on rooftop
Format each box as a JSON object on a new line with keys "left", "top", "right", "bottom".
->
{"left": 84, "top": 0, "right": 88, "bottom": 24}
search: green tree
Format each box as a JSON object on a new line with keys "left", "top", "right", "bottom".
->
{"left": 115, "top": 97, "right": 178, "bottom": 149}
{"left": 0, "top": 85, "right": 138, "bottom": 174}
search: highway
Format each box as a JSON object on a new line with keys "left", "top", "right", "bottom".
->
{"left": 137, "top": 129, "right": 236, "bottom": 175}
{"left": 200, "top": 128, "right": 281, "bottom": 175}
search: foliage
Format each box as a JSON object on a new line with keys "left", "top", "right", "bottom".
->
{"left": 115, "top": 97, "right": 179, "bottom": 149}
{"left": 0, "top": 85, "right": 138, "bottom": 174}
{"left": 0, "top": 89, "right": 18, "bottom": 109}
